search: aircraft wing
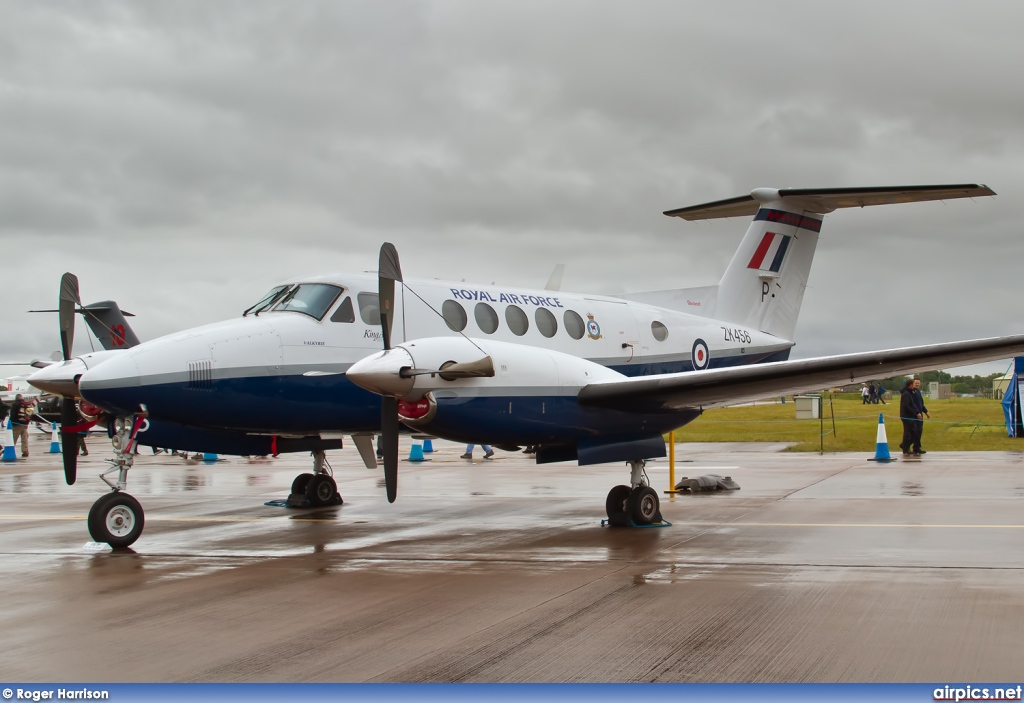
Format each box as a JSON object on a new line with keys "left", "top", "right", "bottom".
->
{"left": 577, "top": 335, "right": 1024, "bottom": 411}
{"left": 664, "top": 184, "right": 995, "bottom": 220}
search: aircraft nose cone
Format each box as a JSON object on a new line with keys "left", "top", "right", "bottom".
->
{"left": 346, "top": 348, "right": 416, "bottom": 397}
{"left": 27, "top": 359, "right": 88, "bottom": 397}
{"left": 79, "top": 353, "right": 141, "bottom": 415}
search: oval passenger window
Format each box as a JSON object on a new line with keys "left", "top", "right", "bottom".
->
{"left": 505, "top": 305, "right": 529, "bottom": 336}
{"left": 442, "top": 300, "right": 468, "bottom": 332}
{"left": 564, "top": 310, "right": 585, "bottom": 340}
{"left": 475, "top": 303, "right": 499, "bottom": 334}
{"left": 535, "top": 308, "right": 557, "bottom": 338}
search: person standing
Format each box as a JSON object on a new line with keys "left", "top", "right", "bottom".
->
{"left": 899, "top": 379, "right": 928, "bottom": 456}
{"left": 8, "top": 394, "right": 38, "bottom": 457}
{"left": 461, "top": 444, "right": 494, "bottom": 460}
{"left": 911, "top": 378, "right": 930, "bottom": 453}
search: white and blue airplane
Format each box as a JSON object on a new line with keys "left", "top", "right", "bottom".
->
{"left": 32, "top": 183, "right": 1024, "bottom": 548}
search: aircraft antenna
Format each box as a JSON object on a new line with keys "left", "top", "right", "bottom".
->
{"left": 400, "top": 281, "right": 489, "bottom": 359}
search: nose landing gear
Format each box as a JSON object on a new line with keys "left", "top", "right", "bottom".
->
{"left": 88, "top": 414, "right": 147, "bottom": 548}
{"left": 605, "top": 460, "right": 663, "bottom": 527}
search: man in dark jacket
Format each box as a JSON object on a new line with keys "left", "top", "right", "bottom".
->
{"left": 8, "top": 394, "right": 34, "bottom": 457}
{"left": 911, "top": 378, "right": 930, "bottom": 453}
{"left": 899, "top": 379, "right": 930, "bottom": 456}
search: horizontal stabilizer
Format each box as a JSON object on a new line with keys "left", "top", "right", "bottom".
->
{"left": 664, "top": 184, "right": 995, "bottom": 220}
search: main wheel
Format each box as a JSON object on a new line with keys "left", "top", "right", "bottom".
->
{"left": 291, "top": 473, "right": 314, "bottom": 495}
{"left": 628, "top": 486, "right": 661, "bottom": 525}
{"left": 605, "top": 484, "right": 632, "bottom": 527}
{"left": 87, "top": 492, "right": 145, "bottom": 549}
{"left": 306, "top": 474, "right": 340, "bottom": 507}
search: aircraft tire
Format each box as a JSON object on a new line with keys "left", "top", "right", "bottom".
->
{"left": 87, "top": 492, "right": 145, "bottom": 549}
{"left": 305, "top": 474, "right": 339, "bottom": 507}
{"left": 291, "top": 473, "right": 314, "bottom": 495}
{"left": 605, "top": 484, "right": 632, "bottom": 527}
{"left": 628, "top": 486, "right": 661, "bottom": 525}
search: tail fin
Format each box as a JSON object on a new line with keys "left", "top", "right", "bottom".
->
{"left": 664, "top": 184, "right": 995, "bottom": 340}
{"left": 79, "top": 301, "right": 142, "bottom": 350}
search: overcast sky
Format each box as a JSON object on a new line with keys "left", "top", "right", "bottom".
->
{"left": 2, "top": 1, "right": 1022, "bottom": 379}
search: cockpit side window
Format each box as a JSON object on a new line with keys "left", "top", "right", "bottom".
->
{"left": 331, "top": 296, "right": 356, "bottom": 323}
{"left": 357, "top": 293, "right": 381, "bottom": 325}
{"left": 243, "top": 285, "right": 290, "bottom": 317}
{"left": 272, "top": 283, "right": 343, "bottom": 321}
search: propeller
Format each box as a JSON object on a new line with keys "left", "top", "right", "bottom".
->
{"left": 58, "top": 273, "right": 82, "bottom": 486}
{"left": 378, "top": 243, "right": 403, "bottom": 503}
{"left": 362, "top": 244, "right": 495, "bottom": 502}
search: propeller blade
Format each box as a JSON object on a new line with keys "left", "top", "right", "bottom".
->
{"left": 58, "top": 273, "right": 81, "bottom": 361}
{"left": 378, "top": 243, "right": 403, "bottom": 352}
{"left": 60, "top": 398, "right": 78, "bottom": 485}
{"left": 381, "top": 396, "right": 399, "bottom": 503}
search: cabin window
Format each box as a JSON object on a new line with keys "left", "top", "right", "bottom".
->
{"left": 535, "top": 308, "right": 557, "bottom": 338}
{"left": 651, "top": 321, "right": 668, "bottom": 342}
{"left": 564, "top": 310, "right": 585, "bottom": 340}
{"left": 505, "top": 305, "right": 529, "bottom": 336}
{"left": 475, "top": 303, "right": 499, "bottom": 334}
{"left": 357, "top": 292, "right": 381, "bottom": 325}
{"left": 272, "top": 283, "right": 342, "bottom": 321}
{"left": 330, "top": 296, "right": 356, "bottom": 323}
{"left": 442, "top": 300, "right": 468, "bottom": 332}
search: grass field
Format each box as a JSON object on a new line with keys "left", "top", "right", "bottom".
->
{"left": 671, "top": 397, "right": 1022, "bottom": 452}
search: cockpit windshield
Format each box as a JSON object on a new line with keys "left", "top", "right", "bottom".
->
{"left": 243, "top": 285, "right": 291, "bottom": 317}
{"left": 272, "top": 283, "right": 343, "bottom": 320}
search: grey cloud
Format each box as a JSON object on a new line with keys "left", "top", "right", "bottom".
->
{"left": 2, "top": 0, "right": 1023, "bottom": 378}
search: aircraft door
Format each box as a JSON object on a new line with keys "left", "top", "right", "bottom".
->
{"left": 583, "top": 299, "right": 641, "bottom": 368}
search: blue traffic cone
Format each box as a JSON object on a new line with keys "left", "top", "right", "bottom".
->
{"left": 48, "top": 422, "right": 61, "bottom": 453}
{"left": 423, "top": 439, "right": 434, "bottom": 453}
{"left": 202, "top": 452, "right": 218, "bottom": 462}
{"left": 2, "top": 420, "right": 17, "bottom": 462}
{"left": 868, "top": 413, "right": 895, "bottom": 462}
{"left": 407, "top": 439, "right": 429, "bottom": 462}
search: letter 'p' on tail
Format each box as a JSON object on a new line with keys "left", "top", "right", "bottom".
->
{"left": 663, "top": 184, "right": 995, "bottom": 342}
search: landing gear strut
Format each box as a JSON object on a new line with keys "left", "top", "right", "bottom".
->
{"left": 605, "top": 460, "right": 662, "bottom": 527}
{"left": 88, "top": 415, "right": 146, "bottom": 548}
{"left": 289, "top": 450, "right": 342, "bottom": 507}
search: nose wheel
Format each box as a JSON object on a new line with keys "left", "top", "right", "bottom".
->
{"left": 88, "top": 491, "right": 145, "bottom": 549}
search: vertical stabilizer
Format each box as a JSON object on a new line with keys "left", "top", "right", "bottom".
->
{"left": 80, "top": 302, "right": 142, "bottom": 350}
{"left": 714, "top": 202, "right": 821, "bottom": 340}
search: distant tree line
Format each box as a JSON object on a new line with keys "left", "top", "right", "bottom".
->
{"left": 876, "top": 371, "right": 1003, "bottom": 395}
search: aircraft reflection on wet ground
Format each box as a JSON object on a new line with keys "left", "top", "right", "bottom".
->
{"left": 2, "top": 433, "right": 1024, "bottom": 682}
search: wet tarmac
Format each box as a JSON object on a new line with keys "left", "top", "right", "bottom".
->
{"left": 2, "top": 431, "right": 1024, "bottom": 682}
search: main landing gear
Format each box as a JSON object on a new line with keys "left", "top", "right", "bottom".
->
{"left": 88, "top": 415, "right": 146, "bottom": 548}
{"left": 288, "top": 450, "right": 343, "bottom": 507}
{"left": 605, "top": 460, "right": 662, "bottom": 527}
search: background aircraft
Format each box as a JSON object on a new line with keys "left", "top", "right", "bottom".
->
{"left": 41, "top": 183, "right": 1013, "bottom": 548}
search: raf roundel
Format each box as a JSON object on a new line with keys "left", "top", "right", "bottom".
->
{"left": 691, "top": 338, "right": 710, "bottom": 371}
